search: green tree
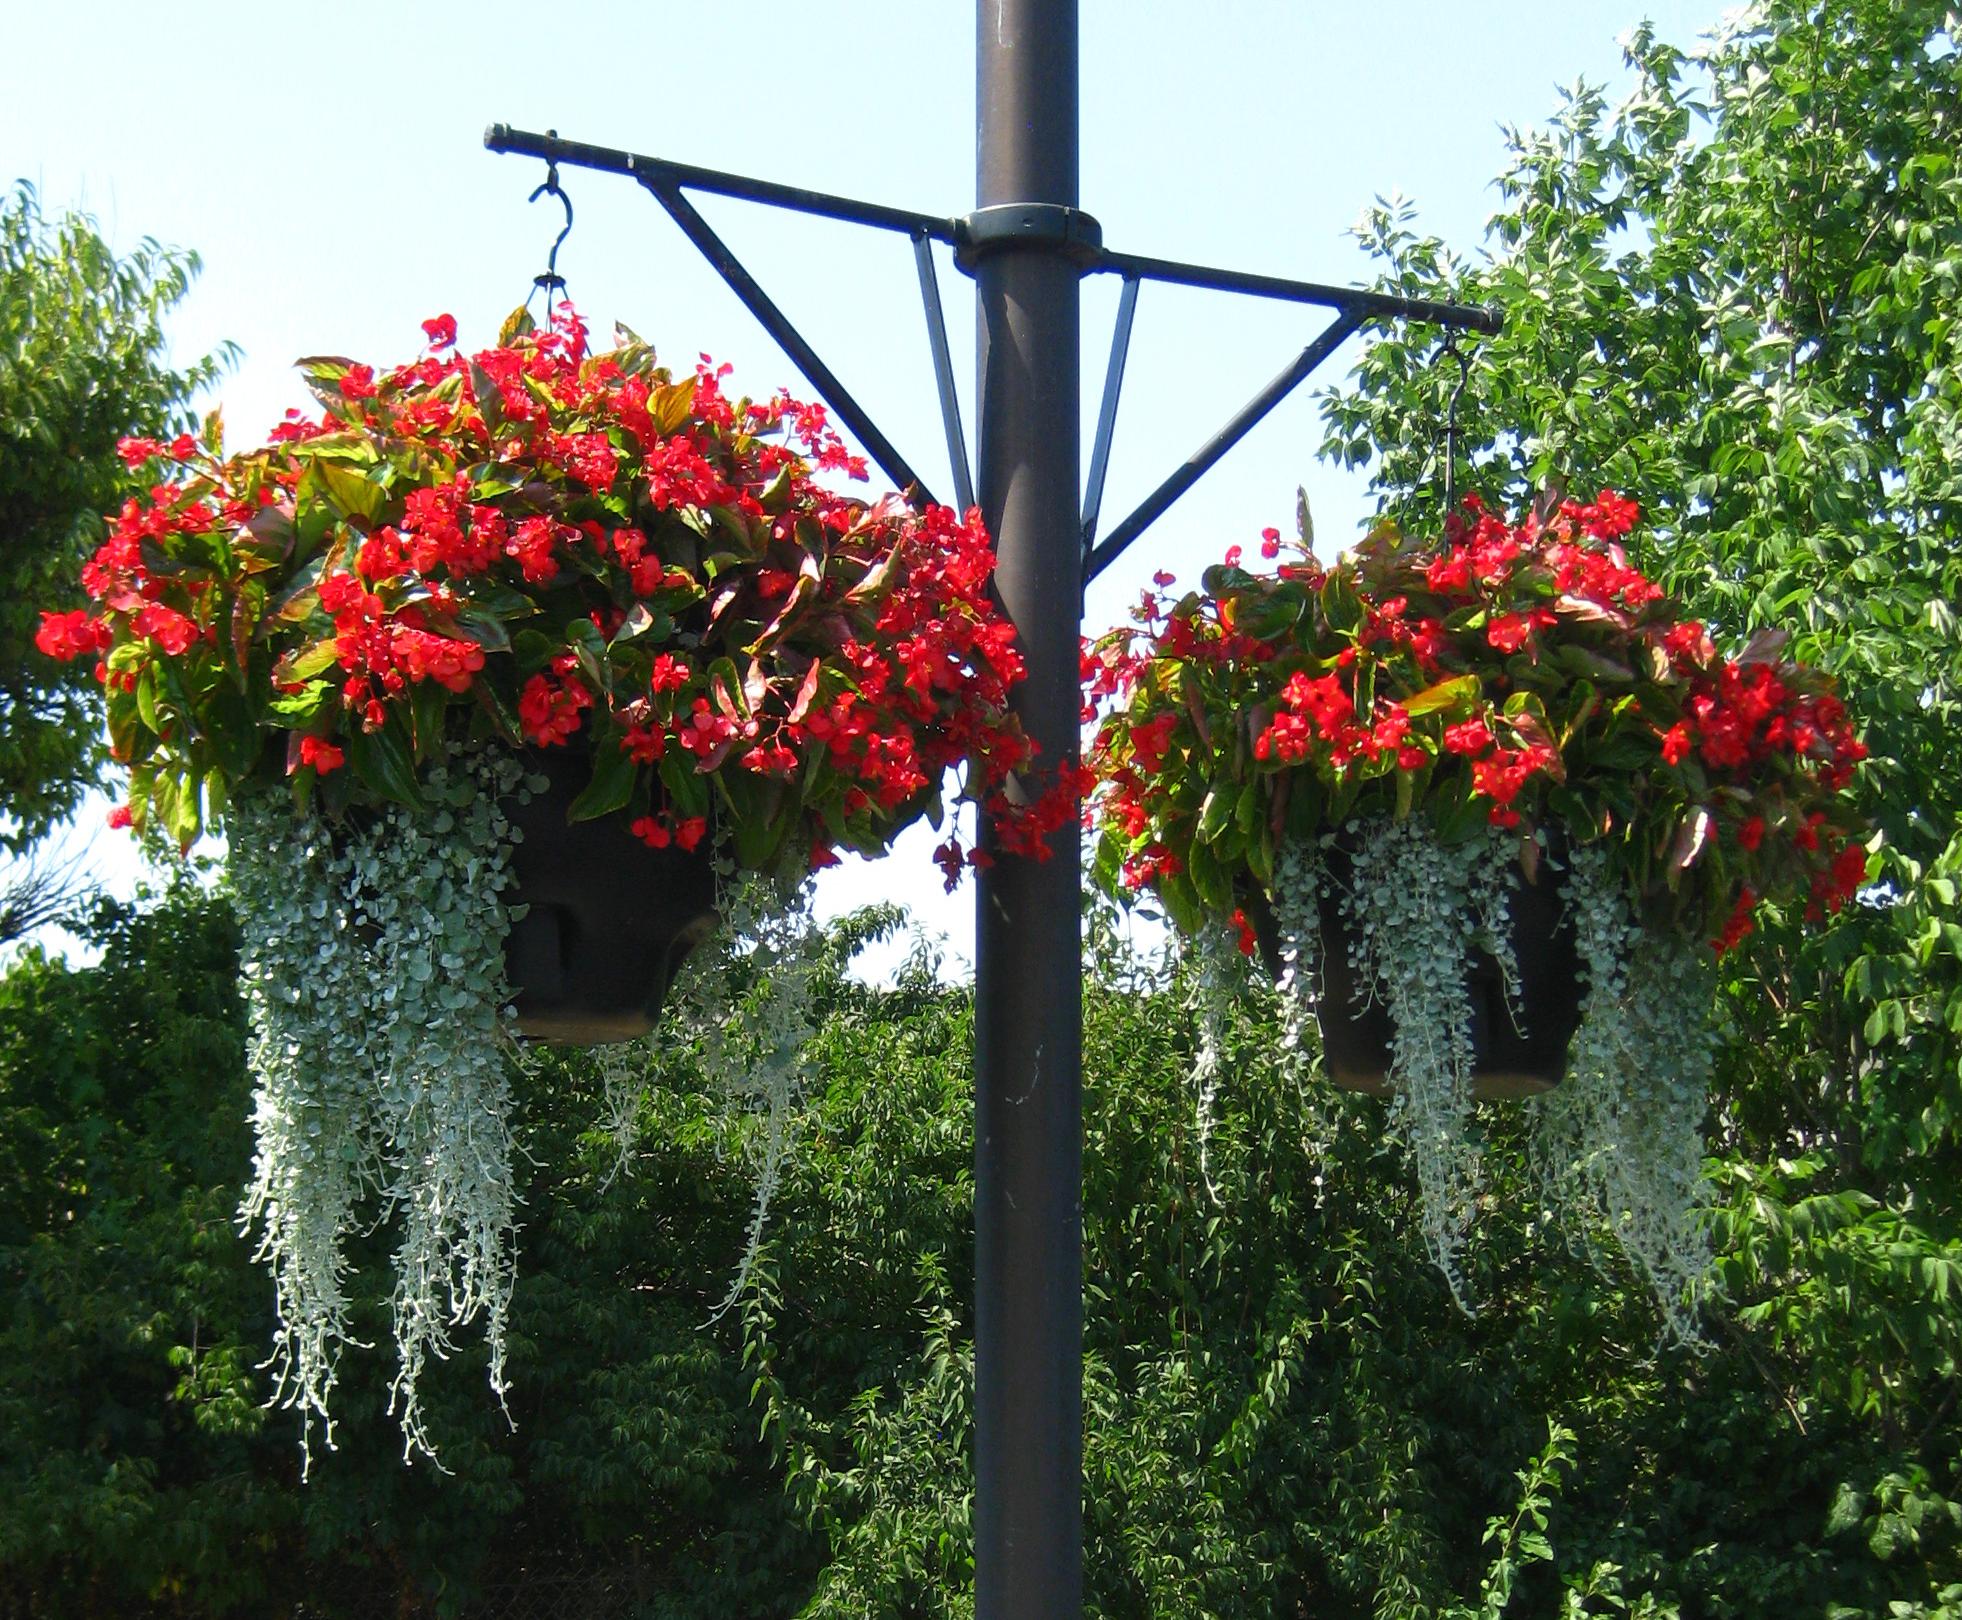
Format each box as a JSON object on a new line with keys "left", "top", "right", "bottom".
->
{"left": 0, "top": 183, "right": 229, "bottom": 848}
{"left": 0, "top": 884, "right": 821, "bottom": 1619}
{"left": 1314, "top": 1, "right": 1962, "bottom": 1608}
{"left": 5, "top": 889, "right": 1959, "bottom": 1616}
{"left": 1320, "top": 0, "right": 1962, "bottom": 1201}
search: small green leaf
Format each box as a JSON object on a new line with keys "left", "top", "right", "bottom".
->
{"left": 496, "top": 306, "right": 536, "bottom": 347}
{"left": 272, "top": 639, "right": 341, "bottom": 685}
{"left": 310, "top": 455, "right": 387, "bottom": 524}
{"left": 473, "top": 680, "right": 523, "bottom": 745}
{"left": 457, "top": 610, "right": 512, "bottom": 653}
{"left": 563, "top": 616, "right": 608, "bottom": 692}
{"left": 1197, "top": 788, "right": 1236, "bottom": 844}
{"left": 107, "top": 689, "right": 140, "bottom": 761}
{"left": 1321, "top": 569, "right": 1364, "bottom": 633}
{"left": 567, "top": 739, "right": 637, "bottom": 822}
{"left": 1186, "top": 835, "right": 1232, "bottom": 912}
{"left": 409, "top": 681, "right": 450, "bottom": 764}
{"left": 202, "top": 685, "right": 261, "bottom": 779}
{"left": 611, "top": 604, "right": 656, "bottom": 644}
{"left": 1234, "top": 782, "right": 1265, "bottom": 836}
{"left": 348, "top": 717, "right": 426, "bottom": 810}
{"left": 708, "top": 656, "right": 749, "bottom": 720}
{"left": 1406, "top": 674, "right": 1479, "bottom": 717}
{"left": 648, "top": 378, "right": 698, "bottom": 436}
{"left": 151, "top": 769, "right": 202, "bottom": 850}
{"left": 660, "top": 750, "right": 711, "bottom": 819}
{"left": 270, "top": 680, "right": 332, "bottom": 723}
{"left": 135, "top": 667, "right": 163, "bottom": 733}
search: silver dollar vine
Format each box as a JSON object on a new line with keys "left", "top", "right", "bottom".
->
{"left": 1182, "top": 922, "right": 1246, "bottom": 1206}
{"left": 1533, "top": 842, "right": 1717, "bottom": 1341}
{"left": 1339, "top": 816, "right": 1512, "bottom": 1304}
{"left": 1266, "top": 839, "right": 1325, "bottom": 1066}
{"left": 230, "top": 744, "right": 525, "bottom": 1471}
{"left": 599, "top": 864, "right": 829, "bottom": 1321}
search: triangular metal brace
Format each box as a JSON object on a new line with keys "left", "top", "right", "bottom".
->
{"left": 483, "top": 125, "right": 1499, "bottom": 577}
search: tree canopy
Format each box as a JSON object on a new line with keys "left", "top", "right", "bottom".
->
{"left": 3, "top": 883, "right": 1957, "bottom": 1617}
{"left": 0, "top": 183, "right": 229, "bottom": 848}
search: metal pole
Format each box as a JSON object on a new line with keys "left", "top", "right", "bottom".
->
{"left": 973, "top": 0, "right": 1083, "bottom": 1613}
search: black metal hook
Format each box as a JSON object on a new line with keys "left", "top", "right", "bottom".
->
{"left": 525, "top": 133, "right": 575, "bottom": 312}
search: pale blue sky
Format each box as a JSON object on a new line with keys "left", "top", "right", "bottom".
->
{"left": 6, "top": 0, "right": 1734, "bottom": 969}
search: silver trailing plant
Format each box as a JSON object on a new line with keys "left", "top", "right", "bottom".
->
{"left": 230, "top": 791, "right": 386, "bottom": 1474}
{"left": 1233, "top": 815, "right": 1717, "bottom": 1331}
{"left": 1339, "top": 816, "right": 1517, "bottom": 1304}
{"left": 231, "top": 750, "right": 837, "bottom": 1465}
{"left": 231, "top": 745, "right": 525, "bottom": 1472}
{"left": 1266, "top": 839, "right": 1325, "bottom": 1065}
{"left": 1182, "top": 922, "right": 1245, "bottom": 1206}
{"left": 602, "top": 863, "right": 829, "bottom": 1320}
{"left": 1531, "top": 842, "right": 1716, "bottom": 1342}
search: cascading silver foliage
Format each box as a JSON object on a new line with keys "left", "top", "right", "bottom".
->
{"left": 1267, "top": 840, "right": 1325, "bottom": 1064}
{"left": 1341, "top": 816, "right": 1518, "bottom": 1304}
{"left": 1179, "top": 814, "right": 1714, "bottom": 1331}
{"left": 1180, "top": 842, "right": 1327, "bottom": 1204}
{"left": 231, "top": 746, "right": 525, "bottom": 1472}
{"left": 1182, "top": 923, "right": 1243, "bottom": 1206}
{"left": 230, "top": 791, "right": 387, "bottom": 1474}
{"left": 1531, "top": 842, "right": 1717, "bottom": 1342}
{"left": 597, "top": 863, "right": 828, "bottom": 1321}
{"left": 230, "top": 745, "right": 836, "bottom": 1468}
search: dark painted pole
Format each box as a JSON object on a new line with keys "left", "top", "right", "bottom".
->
{"left": 973, "top": 0, "right": 1083, "bottom": 1614}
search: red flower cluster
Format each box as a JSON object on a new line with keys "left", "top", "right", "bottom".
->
{"left": 629, "top": 812, "right": 708, "bottom": 851}
{"left": 317, "top": 571, "right": 488, "bottom": 716}
{"left": 1086, "top": 492, "right": 1871, "bottom": 952}
{"left": 1676, "top": 660, "right": 1865, "bottom": 788}
{"left": 38, "top": 310, "right": 1050, "bottom": 874}
{"left": 34, "top": 609, "right": 111, "bottom": 663}
{"left": 517, "top": 657, "right": 594, "bottom": 747}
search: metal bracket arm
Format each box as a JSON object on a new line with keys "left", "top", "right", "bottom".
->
{"left": 1096, "top": 247, "right": 1501, "bottom": 331}
{"left": 490, "top": 121, "right": 964, "bottom": 510}
{"left": 914, "top": 233, "right": 975, "bottom": 512}
{"left": 636, "top": 174, "right": 940, "bottom": 507}
{"left": 1080, "top": 274, "right": 1139, "bottom": 547}
{"left": 486, "top": 124, "right": 957, "bottom": 242}
{"left": 484, "top": 124, "right": 1501, "bottom": 574}
{"left": 1074, "top": 264, "right": 1500, "bottom": 582}
{"left": 1082, "top": 309, "right": 1363, "bottom": 585}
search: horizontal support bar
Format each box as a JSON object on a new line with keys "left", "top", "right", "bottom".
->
{"left": 1095, "top": 248, "right": 1501, "bottom": 333}
{"left": 486, "top": 124, "right": 958, "bottom": 242}
{"left": 484, "top": 125, "right": 1501, "bottom": 338}
{"left": 485, "top": 125, "right": 1502, "bottom": 571}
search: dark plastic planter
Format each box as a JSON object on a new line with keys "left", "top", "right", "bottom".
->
{"left": 503, "top": 748, "right": 719, "bottom": 1046}
{"left": 1245, "top": 836, "right": 1583, "bottom": 1099}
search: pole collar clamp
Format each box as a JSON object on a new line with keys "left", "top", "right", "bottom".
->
{"left": 955, "top": 204, "right": 1104, "bottom": 272}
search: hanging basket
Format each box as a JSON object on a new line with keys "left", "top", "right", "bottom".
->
{"left": 1244, "top": 839, "right": 1584, "bottom": 1099}
{"left": 504, "top": 748, "right": 719, "bottom": 1046}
